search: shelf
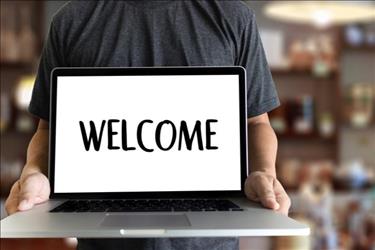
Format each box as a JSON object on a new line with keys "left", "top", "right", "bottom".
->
{"left": 0, "top": 129, "right": 35, "bottom": 138}
{"left": 271, "top": 68, "right": 337, "bottom": 79}
{"left": 276, "top": 132, "right": 337, "bottom": 142}
{"left": 0, "top": 61, "right": 33, "bottom": 68}
{"left": 342, "top": 44, "right": 375, "bottom": 52}
{"left": 341, "top": 125, "right": 375, "bottom": 131}
{"left": 288, "top": 188, "right": 372, "bottom": 201}
{"left": 341, "top": 121, "right": 375, "bottom": 130}
{"left": 271, "top": 68, "right": 312, "bottom": 75}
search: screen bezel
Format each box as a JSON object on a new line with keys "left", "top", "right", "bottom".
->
{"left": 49, "top": 67, "right": 247, "bottom": 199}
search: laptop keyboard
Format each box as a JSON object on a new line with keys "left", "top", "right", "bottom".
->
{"left": 50, "top": 199, "right": 243, "bottom": 213}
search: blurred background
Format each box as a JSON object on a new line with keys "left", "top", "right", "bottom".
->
{"left": 0, "top": 1, "right": 374, "bottom": 250}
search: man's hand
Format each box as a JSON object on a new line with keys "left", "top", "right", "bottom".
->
{"left": 5, "top": 172, "right": 50, "bottom": 215}
{"left": 244, "top": 171, "right": 291, "bottom": 216}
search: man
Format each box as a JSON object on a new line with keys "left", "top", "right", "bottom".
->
{"left": 5, "top": 1, "right": 290, "bottom": 250}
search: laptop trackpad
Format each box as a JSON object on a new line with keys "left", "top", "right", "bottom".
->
{"left": 101, "top": 214, "right": 191, "bottom": 228}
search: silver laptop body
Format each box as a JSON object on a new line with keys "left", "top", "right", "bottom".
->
{"left": 1, "top": 67, "right": 309, "bottom": 238}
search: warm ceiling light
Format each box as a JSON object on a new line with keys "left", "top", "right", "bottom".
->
{"left": 264, "top": 1, "right": 375, "bottom": 28}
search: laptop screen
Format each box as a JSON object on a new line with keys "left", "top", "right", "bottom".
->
{"left": 51, "top": 68, "right": 246, "bottom": 195}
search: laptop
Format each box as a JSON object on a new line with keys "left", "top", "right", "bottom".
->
{"left": 1, "top": 66, "right": 309, "bottom": 238}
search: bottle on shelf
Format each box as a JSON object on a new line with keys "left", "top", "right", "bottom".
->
{"left": 18, "top": 3, "right": 36, "bottom": 63}
{"left": 0, "top": 3, "right": 20, "bottom": 62}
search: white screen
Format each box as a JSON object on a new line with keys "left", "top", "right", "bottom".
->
{"left": 54, "top": 75, "right": 241, "bottom": 193}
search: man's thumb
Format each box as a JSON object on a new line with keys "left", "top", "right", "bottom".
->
{"left": 18, "top": 186, "right": 39, "bottom": 211}
{"left": 257, "top": 180, "right": 280, "bottom": 210}
{"left": 18, "top": 199, "right": 34, "bottom": 210}
{"left": 260, "top": 195, "right": 280, "bottom": 210}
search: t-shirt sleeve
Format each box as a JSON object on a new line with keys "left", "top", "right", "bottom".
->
{"left": 28, "top": 20, "right": 64, "bottom": 122}
{"left": 235, "top": 11, "right": 280, "bottom": 118}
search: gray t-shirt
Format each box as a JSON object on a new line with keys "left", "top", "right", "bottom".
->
{"left": 29, "top": 1, "right": 279, "bottom": 250}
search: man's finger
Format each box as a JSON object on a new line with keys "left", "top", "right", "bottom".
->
{"left": 18, "top": 194, "right": 39, "bottom": 210}
{"left": 17, "top": 179, "right": 42, "bottom": 211}
{"left": 5, "top": 181, "right": 21, "bottom": 215}
{"left": 244, "top": 178, "right": 259, "bottom": 201}
{"left": 5, "top": 198, "right": 19, "bottom": 215}
{"left": 274, "top": 180, "right": 291, "bottom": 216}
{"left": 255, "top": 176, "right": 280, "bottom": 210}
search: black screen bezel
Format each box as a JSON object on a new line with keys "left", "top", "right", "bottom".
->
{"left": 50, "top": 67, "right": 247, "bottom": 199}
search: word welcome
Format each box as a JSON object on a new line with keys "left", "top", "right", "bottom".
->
{"left": 79, "top": 119, "right": 219, "bottom": 152}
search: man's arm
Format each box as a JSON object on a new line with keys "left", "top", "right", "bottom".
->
{"left": 22, "top": 120, "right": 49, "bottom": 177}
{"left": 5, "top": 119, "right": 50, "bottom": 215}
{"left": 244, "top": 113, "right": 291, "bottom": 215}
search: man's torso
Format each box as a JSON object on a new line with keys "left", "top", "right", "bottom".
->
{"left": 52, "top": 1, "right": 252, "bottom": 249}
